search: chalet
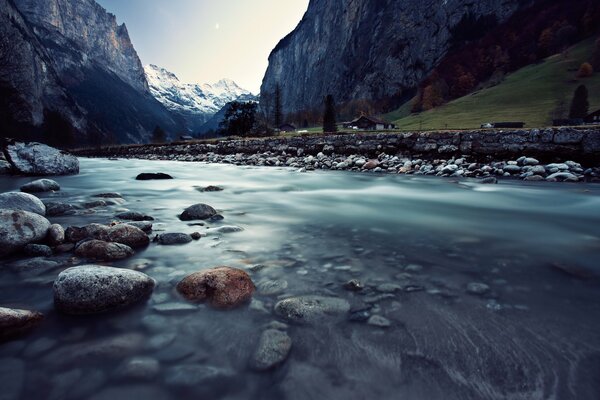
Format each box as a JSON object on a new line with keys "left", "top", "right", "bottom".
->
{"left": 279, "top": 123, "right": 297, "bottom": 133}
{"left": 343, "top": 116, "right": 396, "bottom": 131}
{"left": 585, "top": 109, "right": 600, "bottom": 124}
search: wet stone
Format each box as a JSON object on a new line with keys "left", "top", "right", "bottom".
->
{"left": 135, "top": 173, "right": 173, "bottom": 180}
{"left": 47, "top": 224, "right": 65, "bottom": 246}
{"left": 23, "top": 244, "right": 53, "bottom": 257}
{"left": 343, "top": 279, "right": 364, "bottom": 291}
{"left": 155, "top": 233, "right": 193, "bottom": 245}
{"left": 44, "top": 202, "right": 78, "bottom": 216}
{"left": 466, "top": 282, "right": 491, "bottom": 295}
{"left": 274, "top": 295, "right": 350, "bottom": 324}
{"left": 20, "top": 178, "right": 60, "bottom": 193}
{"left": 179, "top": 203, "right": 217, "bottom": 221}
{"left": 0, "top": 192, "right": 46, "bottom": 215}
{"left": 257, "top": 279, "right": 288, "bottom": 296}
{"left": 0, "top": 307, "right": 44, "bottom": 342}
{"left": 115, "top": 211, "right": 154, "bottom": 221}
{"left": 251, "top": 329, "right": 293, "bottom": 371}
{"left": 74, "top": 240, "right": 135, "bottom": 261}
{"left": 367, "top": 315, "right": 391, "bottom": 328}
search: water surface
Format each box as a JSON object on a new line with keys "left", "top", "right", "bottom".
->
{"left": 1, "top": 158, "right": 599, "bottom": 400}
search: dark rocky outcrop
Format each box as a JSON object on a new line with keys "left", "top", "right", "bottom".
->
{"left": 6, "top": 142, "right": 79, "bottom": 175}
{"left": 260, "top": 0, "right": 523, "bottom": 115}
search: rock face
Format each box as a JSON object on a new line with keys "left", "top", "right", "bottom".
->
{"left": 176, "top": 267, "right": 255, "bottom": 309}
{"left": 53, "top": 265, "right": 155, "bottom": 314}
{"left": 1, "top": 0, "right": 184, "bottom": 143}
{"left": 0, "top": 209, "right": 51, "bottom": 257}
{"left": 6, "top": 142, "right": 79, "bottom": 175}
{"left": 179, "top": 203, "right": 217, "bottom": 221}
{"left": 0, "top": 307, "right": 43, "bottom": 341}
{"left": 0, "top": 192, "right": 46, "bottom": 215}
{"left": 260, "top": 0, "right": 522, "bottom": 115}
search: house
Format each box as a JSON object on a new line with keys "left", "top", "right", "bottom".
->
{"left": 279, "top": 123, "right": 296, "bottom": 133}
{"left": 553, "top": 118, "right": 583, "bottom": 126}
{"left": 343, "top": 116, "right": 396, "bottom": 130}
{"left": 585, "top": 109, "right": 600, "bottom": 124}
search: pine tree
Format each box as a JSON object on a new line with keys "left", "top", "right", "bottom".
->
{"left": 151, "top": 125, "right": 166, "bottom": 143}
{"left": 273, "top": 84, "right": 282, "bottom": 128}
{"left": 569, "top": 85, "right": 589, "bottom": 119}
{"left": 323, "top": 94, "right": 337, "bottom": 133}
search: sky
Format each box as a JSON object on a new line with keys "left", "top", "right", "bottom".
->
{"left": 96, "top": 0, "right": 309, "bottom": 93}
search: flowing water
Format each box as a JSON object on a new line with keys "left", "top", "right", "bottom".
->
{"left": 1, "top": 158, "right": 600, "bottom": 400}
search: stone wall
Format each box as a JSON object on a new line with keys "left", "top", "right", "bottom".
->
{"left": 77, "top": 128, "right": 600, "bottom": 165}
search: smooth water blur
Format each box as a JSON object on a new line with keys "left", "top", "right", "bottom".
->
{"left": 1, "top": 158, "right": 599, "bottom": 400}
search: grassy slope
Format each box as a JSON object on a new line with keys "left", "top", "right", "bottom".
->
{"left": 388, "top": 37, "right": 600, "bottom": 130}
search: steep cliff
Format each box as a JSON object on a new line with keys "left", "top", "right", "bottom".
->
{"left": 260, "top": 0, "right": 526, "bottom": 117}
{"left": 1, "top": 0, "right": 183, "bottom": 144}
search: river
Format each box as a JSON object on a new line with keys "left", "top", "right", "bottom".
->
{"left": 1, "top": 158, "right": 599, "bottom": 400}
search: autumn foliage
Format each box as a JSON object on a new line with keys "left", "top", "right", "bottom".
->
{"left": 577, "top": 62, "right": 594, "bottom": 78}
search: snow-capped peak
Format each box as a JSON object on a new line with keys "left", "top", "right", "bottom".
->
{"left": 144, "top": 64, "right": 254, "bottom": 116}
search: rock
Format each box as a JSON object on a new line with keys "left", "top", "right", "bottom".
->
{"left": 0, "top": 160, "right": 12, "bottom": 174}
{"left": 0, "top": 307, "right": 43, "bottom": 341}
{"left": 343, "top": 279, "right": 364, "bottom": 291}
{"left": 135, "top": 173, "right": 173, "bottom": 180}
{"left": 93, "top": 192, "right": 123, "bottom": 198}
{"left": 156, "top": 233, "right": 193, "bottom": 245}
{"left": 20, "top": 178, "right": 60, "bottom": 193}
{"left": 257, "top": 279, "right": 288, "bottom": 296}
{"left": 23, "top": 243, "right": 53, "bottom": 257}
{"left": 53, "top": 265, "right": 155, "bottom": 314}
{"left": 466, "top": 282, "right": 490, "bottom": 295}
{"left": 88, "top": 385, "right": 170, "bottom": 400}
{"left": 47, "top": 224, "right": 65, "bottom": 245}
{"left": 479, "top": 177, "right": 498, "bottom": 184}
{"left": 82, "top": 200, "right": 107, "bottom": 209}
{"left": 546, "top": 172, "right": 579, "bottom": 182}
{"left": 0, "top": 210, "right": 51, "bottom": 257}
{"left": 55, "top": 243, "right": 75, "bottom": 253}
{"left": 179, "top": 203, "right": 217, "bottom": 221}
{"left": 177, "top": 266, "right": 255, "bottom": 309}
{"left": 274, "top": 295, "right": 350, "bottom": 324}
{"left": 441, "top": 164, "right": 459, "bottom": 174}
{"left": 376, "top": 283, "right": 403, "bottom": 293}
{"left": 205, "top": 225, "right": 243, "bottom": 235}
{"left": 165, "top": 365, "right": 235, "bottom": 388}
{"left": 74, "top": 240, "right": 135, "bottom": 261}
{"left": 9, "top": 257, "right": 61, "bottom": 275}
{"left": 503, "top": 164, "right": 522, "bottom": 174}
{"left": 108, "top": 224, "right": 150, "bottom": 248}
{"left": 524, "top": 175, "right": 544, "bottom": 181}
{"left": 363, "top": 160, "right": 379, "bottom": 170}
{"left": 117, "top": 357, "right": 160, "bottom": 380}
{"left": 0, "top": 192, "right": 45, "bottom": 215}
{"left": 367, "top": 315, "right": 391, "bottom": 328}
{"left": 251, "top": 329, "right": 292, "bottom": 371}
{"left": 522, "top": 157, "right": 539, "bottom": 166}
{"left": 65, "top": 223, "right": 110, "bottom": 242}
{"left": 44, "top": 202, "right": 78, "bottom": 216}
{"left": 0, "top": 358, "right": 25, "bottom": 400}
{"left": 6, "top": 142, "right": 79, "bottom": 175}
{"left": 198, "top": 185, "right": 223, "bottom": 192}
{"left": 190, "top": 232, "right": 202, "bottom": 240}
{"left": 124, "top": 221, "right": 153, "bottom": 232}
{"left": 115, "top": 211, "right": 154, "bottom": 221}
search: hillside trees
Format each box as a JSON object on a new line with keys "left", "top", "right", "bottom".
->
{"left": 323, "top": 95, "right": 337, "bottom": 133}
{"left": 569, "top": 85, "right": 589, "bottom": 119}
{"left": 151, "top": 125, "right": 166, "bottom": 143}
{"left": 219, "top": 101, "right": 257, "bottom": 137}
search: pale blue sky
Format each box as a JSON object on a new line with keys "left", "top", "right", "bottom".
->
{"left": 96, "top": 0, "right": 309, "bottom": 93}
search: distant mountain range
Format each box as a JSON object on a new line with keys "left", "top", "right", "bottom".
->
{"left": 144, "top": 64, "right": 256, "bottom": 134}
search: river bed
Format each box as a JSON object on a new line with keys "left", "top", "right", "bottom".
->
{"left": 1, "top": 158, "right": 600, "bottom": 400}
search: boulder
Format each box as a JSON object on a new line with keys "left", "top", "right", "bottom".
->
{"left": 179, "top": 203, "right": 217, "bottom": 221}
{"left": 251, "top": 329, "right": 292, "bottom": 371}
{"left": 0, "top": 209, "right": 51, "bottom": 257}
{"left": 0, "top": 307, "right": 43, "bottom": 341}
{"left": 156, "top": 233, "right": 193, "bottom": 245}
{"left": 108, "top": 224, "right": 150, "bottom": 249}
{"left": 5, "top": 142, "right": 79, "bottom": 175}
{"left": 116, "top": 211, "right": 154, "bottom": 221}
{"left": 53, "top": 265, "right": 155, "bottom": 314}
{"left": 44, "top": 201, "right": 78, "bottom": 216}
{"left": 0, "top": 192, "right": 45, "bottom": 215}
{"left": 47, "top": 224, "right": 65, "bottom": 246}
{"left": 135, "top": 173, "right": 173, "bottom": 180}
{"left": 176, "top": 266, "right": 255, "bottom": 309}
{"left": 205, "top": 226, "right": 243, "bottom": 235}
{"left": 274, "top": 296, "right": 350, "bottom": 324}
{"left": 74, "top": 240, "right": 134, "bottom": 261}
{"left": 198, "top": 185, "right": 224, "bottom": 192}
{"left": 20, "top": 178, "right": 60, "bottom": 193}
{"left": 363, "top": 160, "right": 379, "bottom": 170}
{"left": 23, "top": 244, "right": 53, "bottom": 257}
{"left": 65, "top": 223, "right": 110, "bottom": 243}
{"left": 0, "top": 160, "right": 11, "bottom": 174}
{"left": 124, "top": 221, "right": 153, "bottom": 232}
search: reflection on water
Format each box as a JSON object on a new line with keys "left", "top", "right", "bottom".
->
{"left": 1, "top": 158, "right": 600, "bottom": 400}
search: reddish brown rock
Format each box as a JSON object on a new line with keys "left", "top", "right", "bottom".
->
{"left": 0, "top": 307, "right": 43, "bottom": 342}
{"left": 108, "top": 224, "right": 150, "bottom": 249}
{"left": 74, "top": 240, "right": 134, "bottom": 261}
{"left": 363, "top": 160, "right": 380, "bottom": 170}
{"left": 176, "top": 267, "right": 255, "bottom": 309}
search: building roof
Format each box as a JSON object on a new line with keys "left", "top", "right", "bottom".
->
{"left": 346, "top": 115, "right": 393, "bottom": 125}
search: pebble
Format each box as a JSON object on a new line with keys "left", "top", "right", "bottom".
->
{"left": 179, "top": 203, "right": 218, "bottom": 221}
{"left": 257, "top": 279, "right": 288, "bottom": 295}
{"left": 367, "top": 315, "right": 391, "bottom": 328}
{"left": 466, "top": 282, "right": 491, "bottom": 295}
{"left": 343, "top": 279, "right": 364, "bottom": 291}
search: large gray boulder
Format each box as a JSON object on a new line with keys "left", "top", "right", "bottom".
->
{"left": 6, "top": 142, "right": 79, "bottom": 175}
{"left": 53, "top": 265, "right": 155, "bottom": 314}
{"left": 20, "top": 178, "right": 60, "bottom": 193}
{"left": 274, "top": 295, "right": 350, "bottom": 324}
{"left": 251, "top": 329, "right": 292, "bottom": 371}
{"left": 0, "top": 209, "right": 51, "bottom": 257}
{"left": 0, "top": 192, "right": 45, "bottom": 215}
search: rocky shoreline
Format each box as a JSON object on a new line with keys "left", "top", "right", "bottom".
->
{"left": 76, "top": 128, "right": 600, "bottom": 183}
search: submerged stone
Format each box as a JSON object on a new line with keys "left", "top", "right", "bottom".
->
{"left": 274, "top": 295, "right": 350, "bottom": 324}
{"left": 251, "top": 329, "right": 292, "bottom": 371}
{"left": 179, "top": 203, "right": 217, "bottom": 221}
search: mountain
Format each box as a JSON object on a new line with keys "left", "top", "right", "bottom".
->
{"left": 0, "top": 0, "right": 184, "bottom": 144}
{"left": 144, "top": 64, "right": 256, "bottom": 133}
{"left": 260, "top": 0, "right": 526, "bottom": 120}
